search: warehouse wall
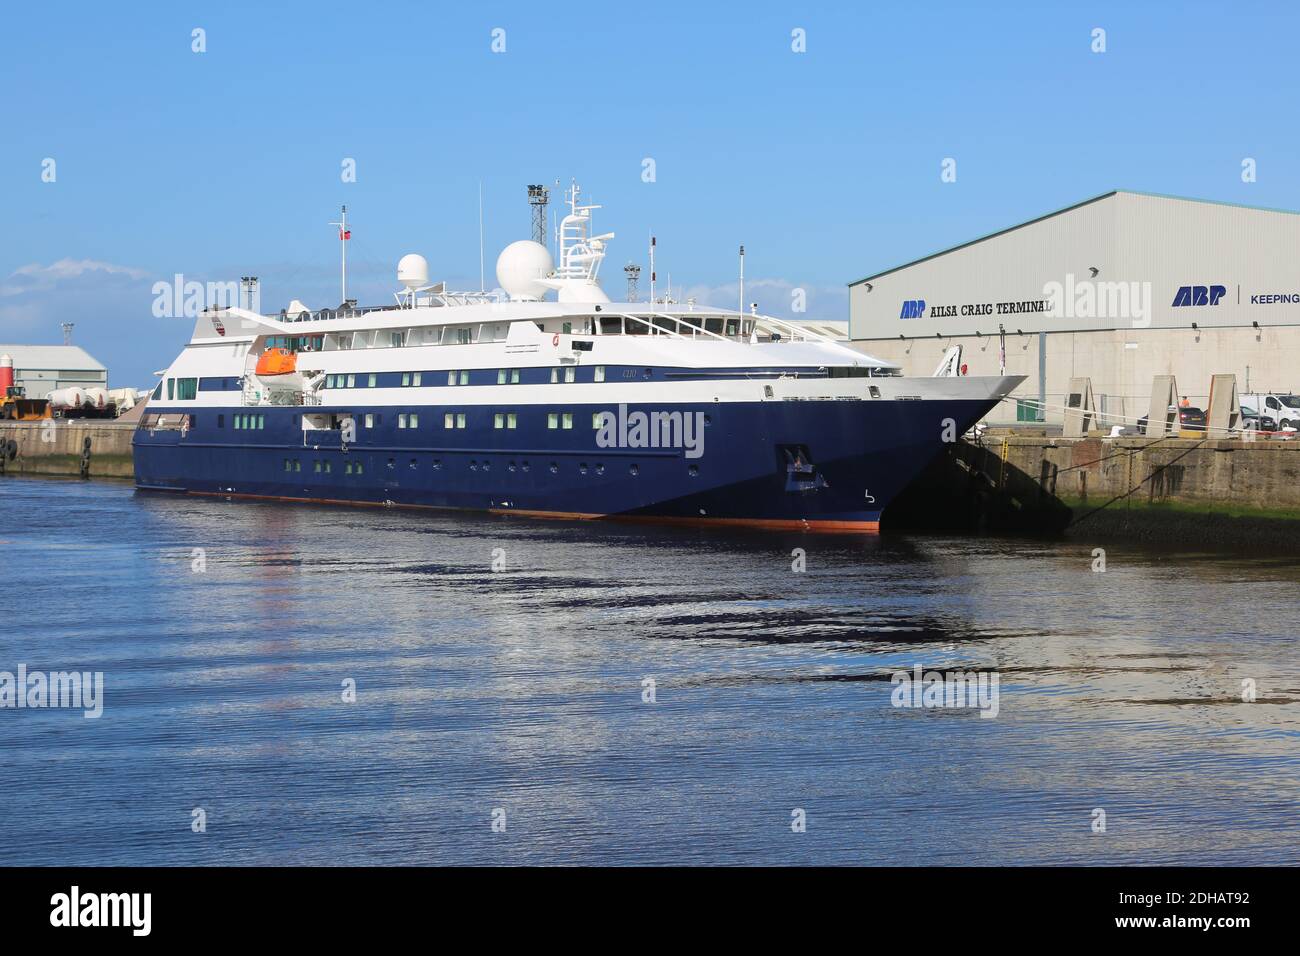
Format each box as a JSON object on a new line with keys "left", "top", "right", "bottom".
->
{"left": 852, "top": 325, "right": 1300, "bottom": 426}
{"left": 16, "top": 368, "right": 109, "bottom": 400}
{"left": 849, "top": 192, "right": 1300, "bottom": 341}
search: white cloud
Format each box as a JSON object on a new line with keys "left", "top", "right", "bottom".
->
{"left": 2, "top": 258, "right": 152, "bottom": 296}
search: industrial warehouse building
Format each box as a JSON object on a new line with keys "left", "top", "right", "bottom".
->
{"left": 848, "top": 191, "right": 1300, "bottom": 426}
{"left": 0, "top": 344, "right": 107, "bottom": 400}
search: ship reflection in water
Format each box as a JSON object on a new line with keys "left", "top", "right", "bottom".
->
{"left": 2, "top": 476, "right": 1297, "bottom": 865}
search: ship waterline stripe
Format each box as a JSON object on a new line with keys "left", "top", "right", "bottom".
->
{"left": 178, "top": 490, "right": 880, "bottom": 533}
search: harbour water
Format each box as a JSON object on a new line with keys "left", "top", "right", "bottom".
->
{"left": 1, "top": 475, "right": 1296, "bottom": 865}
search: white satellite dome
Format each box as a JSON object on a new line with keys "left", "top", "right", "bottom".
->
{"left": 496, "top": 240, "right": 554, "bottom": 302}
{"left": 397, "top": 253, "right": 429, "bottom": 290}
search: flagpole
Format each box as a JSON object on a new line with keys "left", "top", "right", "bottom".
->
{"left": 330, "top": 205, "right": 349, "bottom": 305}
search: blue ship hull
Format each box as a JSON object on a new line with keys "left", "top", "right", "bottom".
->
{"left": 134, "top": 397, "right": 996, "bottom": 531}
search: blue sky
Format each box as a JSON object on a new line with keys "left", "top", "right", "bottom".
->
{"left": 2, "top": 0, "right": 1298, "bottom": 386}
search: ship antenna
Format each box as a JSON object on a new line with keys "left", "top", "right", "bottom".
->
{"left": 738, "top": 245, "right": 745, "bottom": 318}
{"left": 329, "top": 205, "right": 350, "bottom": 304}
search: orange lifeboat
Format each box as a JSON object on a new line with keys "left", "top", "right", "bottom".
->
{"left": 254, "top": 347, "right": 297, "bottom": 376}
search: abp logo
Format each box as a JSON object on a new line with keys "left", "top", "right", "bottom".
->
{"left": 899, "top": 299, "right": 926, "bottom": 319}
{"left": 1171, "top": 285, "right": 1226, "bottom": 307}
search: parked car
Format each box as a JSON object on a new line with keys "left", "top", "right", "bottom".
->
{"left": 1239, "top": 407, "right": 1276, "bottom": 431}
{"left": 1136, "top": 405, "right": 1206, "bottom": 434}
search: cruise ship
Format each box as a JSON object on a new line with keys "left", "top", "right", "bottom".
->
{"left": 134, "top": 185, "right": 1023, "bottom": 532}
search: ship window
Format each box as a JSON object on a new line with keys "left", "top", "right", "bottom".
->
{"left": 594, "top": 366, "right": 605, "bottom": 382}
{"left": 284, "top": 458, "right": 291, "bottom": 471}
{"left": 294, "top": 460, "right": 301, "bottom": 472}
{"left": 256, "top": 415, "right": 264, "bottom": 429}
{"left": 167, "top": 378, "right": 174, "bottom": 400}
{"left": 234, "top": 415, "right": 242, "bottom": 430}
{"left": 562, "top": 322, "right": 572, "bottom": 334}
{"left": 412, "top": 372, "right": 421, "bottom": 386}
{"left": 314, "top": 461, "right": 322, "bottom": 473}
{"left": 218, "top": 414, "right": 224, "bottom": 428}
{"left": 448, "top": 370, "right": 457, "bottom": 386}
{"left": 510, "top": 369, "right": 520, "bottom": 384}
{"left": 456, "top": 413, "right": 466, "bottom": 429}
{"left": 592, "top": 412, "right": 603, "bottom": 429}
{"left": 368, "top": 373, "right": 377, "bottom": 387}
{"left": 356, "top": 462, "right": 364, "bottom": 474}
{"left": 459, "top": 370, "right": 469, "bottom": 385}
{"left": 497, "top": 369, "right": 507, "bottom": 384}
{"left": 494, "top": 413, "right": 504, "bottom": 429}
{"left": 326, "top": 375, "right": 334, "bottom": 388}
{"left": 345, "top": 461, "right": 353, "bottom": 475}
{"left": 347, "top": 374, "right": 355, "bottom": 387}
{"left": 550, "top": 368, "right": 559, "bottom": 384}
{"left": 401, "top": 373, "right": 410, "bottom": 387}
{"left": 457, "top": 328, "right": 472, "bottom": 345}
{"left": 365, "top": 414, "right": 374, "bottom": 428}
{"left": 391, "top": 332, "right": 404, "bottom": 348}
{"left": 562, "top": 413, "right": 573, "bottom": 429}
{"left": 507, "top": 413, "right": 517, "bottom": 429}
{"left": 398, "top": 414, "right": 407, "bottom": 428}
{"left": 444, "top": 413, "right": 454, "bottom": 429}
{"left": 409, "top": 413, "right": 418, "bottom": 428}
{"left": 547, "top": 413, "right": 558, "bottom": 429}
{"left": 324, "top": 461, "right": 331, "bottom": 473}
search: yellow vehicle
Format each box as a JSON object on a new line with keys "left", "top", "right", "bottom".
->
{"left": 0, "top": 385, "right": 51, "bottom": 421}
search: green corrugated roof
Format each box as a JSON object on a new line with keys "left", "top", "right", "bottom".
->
{"left": 847, "top": 189, "right": 1300, "bottom": 287}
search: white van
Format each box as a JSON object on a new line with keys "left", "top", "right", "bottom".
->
{"left": 1240, "top": 393, "right": 1300, "bottom": 430}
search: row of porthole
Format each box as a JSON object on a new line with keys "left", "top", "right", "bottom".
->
{"left": 460, "top": 460, "right": 624, "bottom": 475}
{"left": 300, "top": 457, "right": 699, "bottom": 479}
{"left": 450, "top": 460, "right": 701, "bottom": 478}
